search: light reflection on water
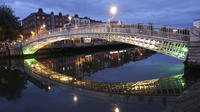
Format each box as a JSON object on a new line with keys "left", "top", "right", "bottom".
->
{"left": 0, "top": 47, "right": 187, "bottom": 112}
{"left": 35, "top": 48, "right": 184, "bottom": 82}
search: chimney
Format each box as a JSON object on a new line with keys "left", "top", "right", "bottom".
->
{"left": 38, "top": 8, "right": 43, "bottom": 13}
{"left": 59, "top": 12, "right": 62, "bottom": 16}
{"left": 51, "top": 11, "right": 54, "bottom": 15}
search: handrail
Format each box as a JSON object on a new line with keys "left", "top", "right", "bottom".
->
{"left": 23, "top": 23, "right": 190, "bottom": 46}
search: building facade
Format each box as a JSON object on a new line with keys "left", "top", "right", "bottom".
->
{"left": 193, "top": 19, "right": 200, "bottom": 28}
{"left": 22, "top": 8, "right": 66, "bottom": 38}
{"left": 22, "top": 8, "right": 102, "bottom": 38}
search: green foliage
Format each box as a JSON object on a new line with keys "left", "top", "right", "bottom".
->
{"left": 0, "top": 5, "right": 22, "bottom": 41}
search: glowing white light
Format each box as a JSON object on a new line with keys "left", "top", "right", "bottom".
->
{"left": 43, "top": 24, "right": 46, "bottom": 28}
{"left": 73, "top": 96, "right": 78, "bottom": 102}
{"left": 110, "top": 6, "right": 117, "bottom": 15}
{"left": 60, "top": 77, "right": 68, "bottom": 81}
{"left": 114, "top": 107, "right": 120, "bottom": 112}
{"left": 173, "top": 29, "right": 178, "bottom": 33}
{"left": 68, "top": 16, "right": 72, "bottom": 21}
{"left": 48, "top": 86, "right": 51, "bottom": 90}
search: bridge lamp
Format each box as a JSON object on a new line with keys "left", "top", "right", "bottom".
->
{"left": 43, "top": 24, "right": 46, "bottom": 28}
{"left": 20, "top": 34, "right": 24, "bottom": 41}
{"left": 31, "top": 31, "right": 35, "bottom": 38}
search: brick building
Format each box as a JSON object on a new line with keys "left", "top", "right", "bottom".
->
{"left": 22, "top": 8, "right": 102, "bottom": 38}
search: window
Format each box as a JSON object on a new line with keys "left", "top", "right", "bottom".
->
{"left": 37, "top": 21, "right": 40, "bottom": 25}
{"left": 37, "top": 16, "right": 40, "bottom": 19}
{"left": 42, "top": 16, "right": 45, "bottom": 19}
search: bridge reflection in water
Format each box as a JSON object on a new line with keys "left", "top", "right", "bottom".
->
{"left": 24, "top": 49, "right": 186, "bottom": 96}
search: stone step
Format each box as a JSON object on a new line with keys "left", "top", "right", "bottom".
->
{"left": 189, "top": 44, "right": 200, "bottom": 46}
{"left": 190, "top": 42, "right": 200, "bottom": 46}
{"left": 188, "top": 58, "right": 200, "bottom": 61}
{"left": 187, "top": 60, "right": 200, "bottom": 64}
{"left": 189, "top": 50, "right": 200, "bottom": 53}
{"left": 189, "top": 49, "right": 200, "bottom": 52}
{"left": 188, "top": 54, "right": 200, "bottom": 57}
{"left": 189, "top": 47, "right": 200, "bottom": 50}
{"left": 189, "top": 45, "right": 200, "bottom": 47}
{"left": 190, "top": 41, "right": 200, "bottom": 43}
{"left": 188, "top": 57, "right": 200, "bottom": 61}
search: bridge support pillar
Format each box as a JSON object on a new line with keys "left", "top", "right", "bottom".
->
{"left": 186, "top": 32, "right": 200, "bottom": 65}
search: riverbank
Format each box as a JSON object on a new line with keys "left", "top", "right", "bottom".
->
{"left": 165, "top": 81, "right": 200, "bottom": 112}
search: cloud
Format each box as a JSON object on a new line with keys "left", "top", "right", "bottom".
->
{"left": 4, "top": 0, "right": 200, "bottom": 27}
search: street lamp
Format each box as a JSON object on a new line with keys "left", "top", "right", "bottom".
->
{"left": 108, "top": 6, "right": 118, "bottom": 31}
{"left": 68, "top": 16, "right": 72, "bottom": 27}
{"left": 110, "top": 6, "right": 117, "bottom": 17}
{"left": 68, "top": 16, "right": 72, "bottom": 21}
{"left": 31, "top": 31, "right": 35, "bottom": 39}
{"left": 42, "top": 24, "right": 46, "bottom": 28}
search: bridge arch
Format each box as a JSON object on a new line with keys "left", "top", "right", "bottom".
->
{"left": 22, "top": 24, "right": 189, "bottom": 60}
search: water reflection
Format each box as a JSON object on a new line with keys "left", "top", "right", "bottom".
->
{"left": 73, "top": 96, "right": 78, "bottom": 102}
{"left": 37, "top": 48, "right": 156, "bottom": 80}
{"left": 23, "top": 50, "right": 186, "bottom": 96}
{"left": 114, "top": 107, "right": 120, "bottom": 112}
{"left": 0, "top": 67, "right": 27, "bottom": 100}
{"left": 0, "top": 46, "right": 199, "bottom": 112}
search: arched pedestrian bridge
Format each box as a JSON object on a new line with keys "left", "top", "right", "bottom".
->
{"left": 22, "top": 24, "right": 189, "bottom": 60}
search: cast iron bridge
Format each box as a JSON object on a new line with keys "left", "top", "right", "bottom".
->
{"left": 21, "top": 23, "right": 190, "bottom": 60}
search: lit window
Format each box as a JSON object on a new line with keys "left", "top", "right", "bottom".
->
{"left": 37, "top": 16, "right": 40, "bottom": 19}
{"left": 42, "top": 16, "right": 45, "bottom": 19}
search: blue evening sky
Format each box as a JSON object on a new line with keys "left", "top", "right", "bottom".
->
{"left": 1, "top": 0, "right": 200, "bottom": 27}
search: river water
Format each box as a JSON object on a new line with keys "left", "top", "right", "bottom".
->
{"left": 0, "top": 46, "right": 185, "bottom": 112}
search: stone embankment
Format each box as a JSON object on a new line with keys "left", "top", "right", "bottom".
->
{"left": 165, "top": 82, "right": 200, "bottom": 112}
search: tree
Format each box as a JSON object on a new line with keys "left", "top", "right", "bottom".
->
{"left": 0, "top": 5, "right": 21, "bottom": 41}
{"left": 0, "top": 69, "right": 27, "bottom": 101}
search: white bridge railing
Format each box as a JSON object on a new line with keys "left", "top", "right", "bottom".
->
{"left": 23, "top": 23, "right": 190, "bottom": 46}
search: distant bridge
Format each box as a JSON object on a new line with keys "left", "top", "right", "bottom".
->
{"left": 21, "top": 24, "right": 190, "bottom": 60}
